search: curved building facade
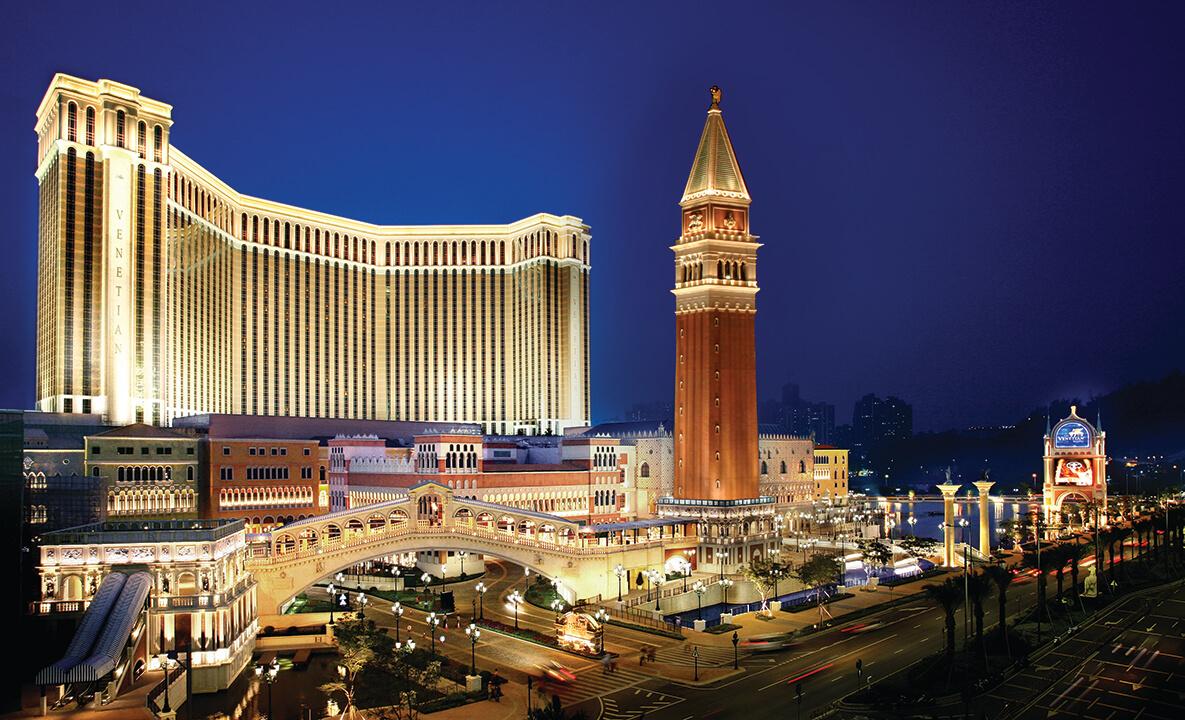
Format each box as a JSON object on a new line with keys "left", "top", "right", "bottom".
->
{"left": 33, "top": 75, "right": 590, "bottom": 434}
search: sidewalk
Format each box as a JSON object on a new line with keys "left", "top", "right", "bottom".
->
{"left": 689, "top": 580, "right": 931, "bottom": 646}
{"left": 428, "top": 684, "right": 527, "bottom": 720}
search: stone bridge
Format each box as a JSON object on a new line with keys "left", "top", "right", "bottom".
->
{"left": 249, "top": 481, "right": 692, "bottom": 614}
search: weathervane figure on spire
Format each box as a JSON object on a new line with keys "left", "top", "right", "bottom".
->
{"left": 710, "top": 85, "right": 722, "bottom": 109}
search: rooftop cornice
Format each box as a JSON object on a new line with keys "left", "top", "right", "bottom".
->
{"left": 171, "top": 148, "right": 587, "bottom": 238}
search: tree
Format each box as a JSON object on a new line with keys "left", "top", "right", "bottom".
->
{"left": 998, "top": 518, "right": 1026, "bottom": 548}
{"left": 858, "top": 539, "right": 894, "bottom": 580}
{"left": 320, "top": 616, "right": 396, "bottom": 719}
{"left": 898, "top": 535, "right": 940, "bottom": 566}
{"left": 1022, "top": 545, "right": 1055, "bottom": 625}
{"left": 923, "top": 578, "right": 964, "bottom": 656}
{"left": 966, "top": 571, "right": 992, "bottom": 661}
{"left": 1068, "top": 537, "right": 1090, "bottom": 608}
{"left": 793, "top": 554, "right": 843, "bottom": 626}
{"left": 1047, "top": 543, "right": 1073, "bottom": 607}
{"left": 981, "top": 564, "right": 1014, "bottom": 656}
{"left": 741, "top": 555, "right": 788, "bottom": 615}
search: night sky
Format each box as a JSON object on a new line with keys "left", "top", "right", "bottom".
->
{"left": 2, "top": 2, "right": 1182, "bottom": 430}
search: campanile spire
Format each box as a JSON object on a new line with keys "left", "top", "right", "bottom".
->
{"left": 671, "top": 86, "right": 761, "bottom": 502}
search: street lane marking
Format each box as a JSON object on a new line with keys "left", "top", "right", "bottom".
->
{"left": 756, "top": 633, "right": 899, "bottom": 692}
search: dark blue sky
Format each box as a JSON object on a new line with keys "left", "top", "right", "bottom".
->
{"left": 2, "top": 2, "right": 1183, "bottom": 430}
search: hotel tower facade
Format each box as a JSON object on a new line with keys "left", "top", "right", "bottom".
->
{"left": 33, "top": 75, "right": 590, "bottom": 434}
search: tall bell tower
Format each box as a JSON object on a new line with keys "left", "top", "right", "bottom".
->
{"left": 672, "top": 86, "right": 761, "bottom": 502}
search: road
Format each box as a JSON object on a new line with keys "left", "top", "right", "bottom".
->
{"left": 565, "top": 570, "right": 1046, "bottom": 720}
{"left": 982, "top": 579, "right": 1185, "bottom": 719}
{"left": 310, "top": 558, "right": 702, "bottom": 708}
{"left": 321, "top": 558, "right": 1151, "bottom": 720}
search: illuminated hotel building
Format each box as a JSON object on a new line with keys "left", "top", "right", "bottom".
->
{"left": 33, "top": 74, "right": 590, "bottom": 434}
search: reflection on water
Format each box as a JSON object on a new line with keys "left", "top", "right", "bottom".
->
{"left": 873, "top": 498, "right": 1043, "bottom": 548}
{"left": 190, "top": 652, "right": 338, "bottom": 720}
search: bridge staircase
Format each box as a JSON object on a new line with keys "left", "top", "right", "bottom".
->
{"left": 36, "top": 572, "right": 153, "bottom": 711}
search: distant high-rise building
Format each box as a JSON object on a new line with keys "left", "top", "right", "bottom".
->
{"left": 768, "top": 383, "right": 835, "bottom": 443}
{"left": 851, "top": 393, "right": 913, "bottom": 469}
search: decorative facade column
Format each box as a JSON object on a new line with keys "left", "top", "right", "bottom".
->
{"left": 973, "top": 480, "right": 994, "bottom": 558}
{"left": 937, "top": 483, "right": 961, "bottom": 568}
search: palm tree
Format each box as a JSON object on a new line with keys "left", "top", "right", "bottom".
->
{"left": 1048, "top": 543, "right": 1073, "bottom": 607}
{"left": 1116, "top": 526, "right": 1132, "bottom": 569}
{"left": 1135, "top": 516, "right": 1152, "bottom": 560}
{"left": 923, "top": 578, "right": 964, "bottom": 656}
{"left": 1022, "top": 544, "right": 1057, "bottom": 625}
{"left": 1068, "top": 537, "right": 1093, "bottom": 608}
{"left": 1097, "top": 526, "right": 1119, "bottom": 580}
{"left": 981, "top": 564, "right": 1014, "bottom": 657}
{"left": 966, "top": 571, "right": 993, "bottom": 662}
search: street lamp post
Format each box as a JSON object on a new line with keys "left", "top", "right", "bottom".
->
{"left": 392, "top": 602, "right": 403, "bottom": 643}
{"left": 427, "top": 613, "right": 441, "bottom": 657}
{"left": 475, "top": 582, "right": 487, "bottom": 620}
{"left": 720, "top": 578, "right": 734, "bottom": 614}
{"left": 594, "top": 609, "right": 609, "bottom": 654}
{"left": 254, "top": 659, "right": 279, "bottom": 720}
{"left": 464, "top": 623, "right": 480, "bottom": 675}
{"left": 327, "top": 582, "right": 337, "bottom": 625}
{"left": 653, "top": 573, "right": 663, "bottom": 612}
{"left": 613, "top": 564, "right": 626, "bottom": 602}
{"left": 551, "top": 598, "right": 563, "bottom": 621}
{"left": 159, "top": 654, "right": 172, "bottom": 713}
{"left": 693, "top": 581, "right": 706, "bottom": 620}
{"left": 509, "top": 590, "right": 523, "bottom": 629}
{"left": 457, "top": 551, "right": 468, "bottom": 579}
{"left": 356, "top": 592, "right": 368, "bottom": 619}
{"left": 732, "top": 631, "right": 739, "bottom": 669}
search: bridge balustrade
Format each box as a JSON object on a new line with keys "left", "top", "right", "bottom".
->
{"left": 253, "top": 513, "right": 671, "bottom": 566}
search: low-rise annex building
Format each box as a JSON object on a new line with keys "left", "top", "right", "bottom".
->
{"left": 813, "top": 445, "right": 850, "bottom": 500}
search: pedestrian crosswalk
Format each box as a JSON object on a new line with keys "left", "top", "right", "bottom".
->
{"left": 544, "top": 664, "right": 651, "bottom": 705}
{"left": 601, "top": 689, "right": 684, "bottom": 720}
{"left": 654, "top": 643, "right": 735, "bottom": 667}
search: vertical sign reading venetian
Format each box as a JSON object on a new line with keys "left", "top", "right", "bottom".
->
{"left": 104, "top": 148, "right": 135, "bottom": 423}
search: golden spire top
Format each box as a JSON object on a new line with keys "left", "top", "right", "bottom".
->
{"left": 681, "top": 86, "right": 749, "bottom": 205}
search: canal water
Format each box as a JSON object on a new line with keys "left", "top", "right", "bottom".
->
{"left": 870, "top": 497, "right": 1041, "bottom": 547}
{"left": 189, "top": 651, "right": 339, "bottom": 720}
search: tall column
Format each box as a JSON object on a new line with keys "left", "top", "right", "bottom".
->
{"left": 973, "top": 480, "right": 994, "bottom": 558}
{"left": 937, "top": 483, "right": 961, "bottom": 568}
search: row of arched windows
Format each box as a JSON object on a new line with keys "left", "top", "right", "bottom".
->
{"left": 65, "top": 102, "right": 162, "bottom": 162}
{"left": 445, "top": 451, "right": 478, "bottom": 470}
{"left": 220, "top": 486, "right": 313, "bottom": 509}
{"left": 718, "top": 259, "right": 748, "bottom": 281}
{"left": 110, "top": 465, "right": 194, "bottom": 483}
{"left": 759, "top": 460, "right": 807, "bottom": 475}
{"left": 108, "top": 487, "right": 196, "bottom": 514}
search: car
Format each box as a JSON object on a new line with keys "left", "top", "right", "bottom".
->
{"left": 840, "top": 620, "right": 886, "bottom": 634}
{"left": 536, "top": 661, "right": 577, "bottom": 683}
{"left": 738, "top": 633, "right": 796, "bottom": 652}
